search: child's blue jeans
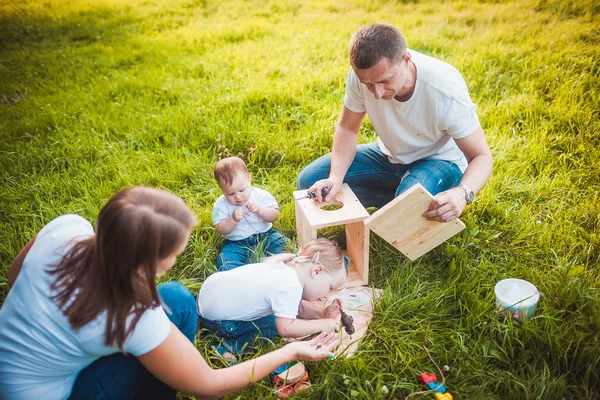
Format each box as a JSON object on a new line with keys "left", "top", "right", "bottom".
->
{"left": 198, "top": 314, "right": 278, "bottom": 355}
{"left": 217, "top": 228, "right": 288, "bottom": 271}
{"left": 69, "top": 282, "right": 198, "bottom": 400}
{"left": 296, "top": 142, "right": 463, "bottom": 208}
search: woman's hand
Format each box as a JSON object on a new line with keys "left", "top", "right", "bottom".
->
{"left": 323, "top": 298, "right": 342, "bottom": 319}
{"left": 284, "top": 332, "right": 339, "bottom": 361}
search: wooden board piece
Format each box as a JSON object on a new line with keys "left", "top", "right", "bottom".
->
{"left": 322, "top": 286, "right": 383, "bottom": 359}
{"left": 364, "top": 183, "right": 465, "bottom": 260}
{"left": 295, "top": 202, "right": 317, "bottom": 247}
{"left": 344, "top": 223, "right": 369, "bottom": 287}
{"left": 343, "top": 250, "right": 368, "bottom": 288}
{"left": 288, "top": 287, "right": 382, "bottom": 358}
{"left": 293, "top": 184, "right": 369, "bottom": 230}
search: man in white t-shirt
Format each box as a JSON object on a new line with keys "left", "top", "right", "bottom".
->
{"left": 297, "top": 23, "right": 493, "bottom": 223}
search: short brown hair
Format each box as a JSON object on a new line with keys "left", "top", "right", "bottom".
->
{"left": 214, "top": 157, "right": 249, "bottom": 186}
{"left": 349, "top": 23, "right": 406, "bottom": 70}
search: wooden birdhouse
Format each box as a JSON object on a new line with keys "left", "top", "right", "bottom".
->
{"left": 294, "top": 183, "right": 466, "bottom": 286}
{"left": 294, "top": 183, "right": 370, "bottom": 288}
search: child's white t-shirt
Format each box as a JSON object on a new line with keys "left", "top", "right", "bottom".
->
{"left": 344, "top": 49, "right": 481, "bottom": 173}
{"left": 197, "top": 261, "right": 303, "bottom": 321}
{"left": 212, "top": 187, "right": 279, "bottom": 241}
{"left": 0, "top": 214, "right": 172, "bottom": 400}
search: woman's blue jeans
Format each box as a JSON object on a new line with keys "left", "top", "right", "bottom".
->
{"left": 297, "top": 142, "right": 463, "bottom": 208}
{"left": 198, "top": 314, "right": 278, "bottom": 355}
{"left": 69, "top": 282, "right": 198, "bottom": 400}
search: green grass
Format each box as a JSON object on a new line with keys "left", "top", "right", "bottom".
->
{"left": 1, "top": 0, "right": 599, "bottom": 398}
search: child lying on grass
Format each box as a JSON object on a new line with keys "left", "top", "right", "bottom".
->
{"left": 197, "top": 238, "right": 346, "bottom": 361}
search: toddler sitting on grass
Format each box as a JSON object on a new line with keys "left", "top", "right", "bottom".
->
{"left": 197, "top": 238, "right": 346, "bottom": 360}
{"left": 212, "top": 156, "right": 288, "bottom": 271}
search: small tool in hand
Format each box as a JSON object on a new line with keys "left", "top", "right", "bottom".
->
{"left": 304, "top": 187, "right": 330, "bottom": 200}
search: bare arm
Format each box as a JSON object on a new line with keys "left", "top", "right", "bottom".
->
{"left": 246, "top": 202, "right": 279, "bottom": 223}
{"left": 309, "top": 106, "right": 366, "bottom": 202}
{"left": 8, "top": 236, "right": 37, "bottom": 287}
{"left": 297, "top": 299, "right": 341, "bottom": 320}
{"left": 275, "top": 316, "right": 338, "bottom": 338}
{"left": 256, "top": 207, "right": 278, "bottom": 223}
{"left": 423, "top": 127, "right": 493, "bottom": 222}
{"left": 139, "top": 324, "right": 338, "bottom": 399}
{"left": 297, "top": 300, "right": 325, "bottom": 319}
{"left": 215, "top": 207, "right": 244, "bottom": 235}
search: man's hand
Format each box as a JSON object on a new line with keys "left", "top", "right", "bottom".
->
{"left": 308, "top": 179, "right": 342, "bottom": 202}
{"left": 246, "top": 202, "right": 261, "bottom": 214}
{"left": 422, "top": 187, "right": 467, "bottom": 223}
{"left": 232, "top": 207, "right": 244, "bottom": 222}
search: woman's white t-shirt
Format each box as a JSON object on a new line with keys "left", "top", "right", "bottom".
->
{"left": 0, "top": 214, "right": 172, "bottom": 400}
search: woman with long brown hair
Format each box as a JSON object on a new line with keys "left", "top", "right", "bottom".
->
{"left": 0, "top": 186, "right": 338, "bottom": 399}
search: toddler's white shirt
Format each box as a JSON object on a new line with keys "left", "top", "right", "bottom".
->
{"left": 212, "top": 187, "right": 278, "bottom": 241}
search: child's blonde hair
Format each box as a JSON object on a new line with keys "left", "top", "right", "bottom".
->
{"left": 214, "top": 157, "right": 249, "bottom": 186}
{"left": 263, "top": 238, "right": 345, "bottom": 274}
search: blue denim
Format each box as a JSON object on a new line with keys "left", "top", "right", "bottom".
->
{"left": 217, "top": 228, "right": 288, "bottom": 271}
{"left": 69, "top": 282, "right": 198, "bottom": 400}
{"left": 198, "top": 314, "right": 278, "bottom": 355}
{"left": 297, "top": 142, "right": 463, "bottom": 208}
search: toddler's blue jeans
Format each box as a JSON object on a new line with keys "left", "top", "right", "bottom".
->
{"left": 198, "top": 314, "right": 278, "bottom": 355}
{"left": 217, "top": 228, "right": 288, "bottom": 271}
{"left": 69, "top": 282, "right": 198, "bottom": 400}
{"left": 296, "top": 142, "right": 463, "bottom": 208}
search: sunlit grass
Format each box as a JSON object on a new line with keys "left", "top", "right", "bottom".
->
{"left": 1, "top": 0, "right": 599, "bottom": 398}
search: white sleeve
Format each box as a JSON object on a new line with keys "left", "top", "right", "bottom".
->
{"left": 124, "top": 306, "right": 172, "bottom": 356}
{"left": 25, "top": 215, "right": 94, "bottom": 276}
{"left": 36, "top": 214, "right": 93, "bottom": 242}
{"left": 255, "top": 188, "right": 278, "bottom": 209}
{"left": 267, "top": 285, "right": 303, "bottom": 319}
{"left": 212, "top": 197, "right": 230, "bottom": 225}
{"left": 441, "top": 97, "right": 481, "bottom": 139}
{"left": 343, "top": 69, "right": 367, "bottom": 113}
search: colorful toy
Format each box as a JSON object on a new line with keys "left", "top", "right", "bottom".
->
{"left": 418, "top": 372, "right": 453, "bottom": 399}
{"left": 274, "top": 362, "right": 311, "bottom": 398}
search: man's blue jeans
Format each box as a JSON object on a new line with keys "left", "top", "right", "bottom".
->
{"left": 297, "top": 142, "right": 463, "bottom": 208}
{"left": 69, "top": 282, "right": 198, "bottom": 400}
{"left": 217, "top": 228, "right": 288, "bottom": 271}
{"left": 198, "top": 314, "right": 278, "bottom": 355}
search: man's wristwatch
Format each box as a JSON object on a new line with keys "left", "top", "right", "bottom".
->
{"left": 459, "top": 184, "right": 475, "bottom": 205}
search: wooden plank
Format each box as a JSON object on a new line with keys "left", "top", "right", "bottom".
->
{"left": 324, "top": 286, "right": 383, "bottom": 359}
{"left": 293, "top": 184, "right": 369, "bottom": 230}
{"left": 364, "top": 184, "right": 465, "bottom": 260}
{"left": 289, "top": 286, "right": 383, "bottom": 358}
{"left": 295, "top": 200, "right": 317, "bottom": 247}
{"left": 344, "top": 222, "right": 369, "bottom": 286}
